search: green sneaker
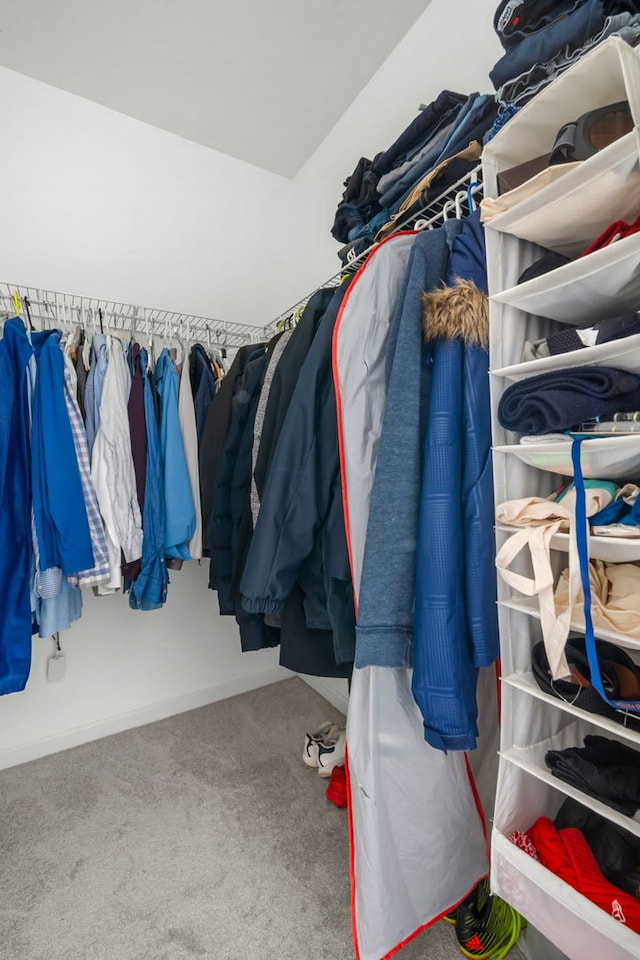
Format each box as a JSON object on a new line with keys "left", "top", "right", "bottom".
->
{"left": 455, "top": 879, "right": 525, "bottom": 959}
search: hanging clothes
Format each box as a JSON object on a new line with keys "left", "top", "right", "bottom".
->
{"left": 333, "top": 233, "right": 489, "bottom": 960}
{"left": 155, "top": 348, "right": 195, "bottom": 565}
{"left": 239, "top": 283, "right": 354, "bottom": 676}
{"left": 179, "top": 352, "right": 203, "bottom": 560}
{"left": 200, "top": 343, "right": 264, "bottom": 554}
{"left": 31, "top": 329, "right": 95, "bottom": 577}
{"left": 84, "top": 332, "right": 108, "bottom": 456}
{"left": 62, "top": 350, "right": 110, "bottom": 588}
{"left": 210, "top": 346, "right": 269, "bottom": 615}
{"left": 122, "top": 342, "right": 147, "bottom": 583}
{"left": 251, "top": 288, "right": 335, "bottom": 511}
{"left": 0, "top": 319, "right": 35, "bottom": 695}
{"left": 356, "top": 222, "right": 463, "bottom": 669}
{"left": 129, "top": 348, "right": 169, "bottom": 612}
{"left": 189, "top": 343, "right": 217, "bottom": 445}
{"left": 413, "top": 210, "right": 500, "bottom": 753}
{"left": 91, "top": 337, "right": 143, "bottom": 593}
{"left": 250, "top": 328, "right": 294, "bottom": 527}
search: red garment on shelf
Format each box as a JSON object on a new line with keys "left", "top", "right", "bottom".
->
{"left": 581, "top": 215, "right": 640, "bottom": 257}
{"left": 528, "top": 817, "right": 640, "bottom": 933}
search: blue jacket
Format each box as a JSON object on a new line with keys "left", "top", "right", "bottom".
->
{"left": 0, "top": 319, "right": 34, "bottom": 695}
{"left": 31, "top": 329, "right": 94, "bottom": 576}
{"left": 155, "top": 349, "right": 196, "bottom": 561}
{"left": 356, "top": 222, "right": 462, "bottom": 668}
{"left": 129, "top": 348, "right": 169, "bottom": 611}
{"left": 412, "top": 211, "right": 499, "bottom": 752}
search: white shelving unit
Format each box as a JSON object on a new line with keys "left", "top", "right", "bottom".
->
{"left": 483, "top": 37, "right": 640, "bottom": 960}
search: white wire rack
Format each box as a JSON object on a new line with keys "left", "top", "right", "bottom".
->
{"left": 1, "top": 167, "right": 483, "bottom": 350}
{"left": 0, "top": 285, "right": 261, "bottom": 349}
{"left": 263, "top": 164, "right": 483, "bottom": 337}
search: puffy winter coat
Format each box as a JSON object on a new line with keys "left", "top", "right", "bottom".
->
{"left": 412, "top": 210, "right": 499, "bottom": 753}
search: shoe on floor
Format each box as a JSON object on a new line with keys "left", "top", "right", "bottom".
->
{"left": 326, "top": 764, "right": 348, "bottom": 808}
{"left": 302, "top": 721, "right": 343, "bottom": 768}
{"left": 455, "top": 878, "right": 525, "bottom": 959}
{"left": 317, "top": 730, "right": 346, "bottom": 778}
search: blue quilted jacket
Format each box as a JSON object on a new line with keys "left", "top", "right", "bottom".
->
{"left": 412, "top": 210, "right": 499, "bottom": 752}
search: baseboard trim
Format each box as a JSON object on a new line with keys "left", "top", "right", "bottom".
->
{"left": 0, "top": 667, "right": 288, "bottom": 771}
{"left": 299, "top": 675, "right": 349, "bottom": 716}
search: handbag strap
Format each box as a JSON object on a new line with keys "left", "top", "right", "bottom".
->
{"left": 496, "top": 520, "right": 572, "bottom": 679}
{"left": 572, "top": 438, "right": 640, "bottom": 712}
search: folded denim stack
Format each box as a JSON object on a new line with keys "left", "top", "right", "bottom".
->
{"left": 330, "top": 88, "right": 497, "bottom": 255}
{"left": 489, "top": 1, "right": 640, "bottom": 131}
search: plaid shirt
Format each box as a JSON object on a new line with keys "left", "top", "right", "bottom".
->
{"left": 62, "top": 356, "right": 111, "bottom": 586}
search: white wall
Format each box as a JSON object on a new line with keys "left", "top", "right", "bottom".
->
{"left": 282, "top": 0, "right": 503, "bottom": 304}
{"left": 0, "top": 67, "right": 299, "bottom": 769}
{"left": 0, "top": 0, "right": 502, "bottom": 765}
{"left": 0, "top": 566, "right": 286, "bottom": 770}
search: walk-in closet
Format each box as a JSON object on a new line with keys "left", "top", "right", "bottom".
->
{"left": 2, "top": 2, "right": 640, "bottom": 959}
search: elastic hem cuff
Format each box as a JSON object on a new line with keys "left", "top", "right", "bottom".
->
{"left": 241, "top": 596, "right": 284, "bottom": 616}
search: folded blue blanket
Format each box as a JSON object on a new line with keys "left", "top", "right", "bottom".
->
{"left": 498, "top": 365, "right": 640, "bottom": 435}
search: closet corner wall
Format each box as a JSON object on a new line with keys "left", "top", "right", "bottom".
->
{"left": 484, "top": 37, "right": 640, "bottom": 960}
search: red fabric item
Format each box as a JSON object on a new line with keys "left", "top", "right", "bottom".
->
{"left": 326, "top": 764, "right": 348, "bottom": 808}
{"left": 581, "top": 215, "right": 640, "bottom": 257}
{"left": 529, "top": 817, "right": 640, "bottom": 932}
{"left": 509, "top": 830, "right": 540, "bottom": 861}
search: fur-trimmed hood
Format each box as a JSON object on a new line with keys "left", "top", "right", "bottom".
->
{"left": 422, "top": 278, "right": 488, "bottom": 349}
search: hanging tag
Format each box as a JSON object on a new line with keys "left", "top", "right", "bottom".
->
{"left": 46, "top": 633, "right": 66, "bottom": 682}
{"left": 12, "top": 291, "right": 21, "bottom": 317}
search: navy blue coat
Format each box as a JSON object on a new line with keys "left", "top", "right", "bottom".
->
{"left": 412, "top": 211, "right": 499, "bottom": 752}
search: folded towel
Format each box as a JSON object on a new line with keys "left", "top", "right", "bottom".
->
{"left": 498, "top": 365, "right": 640, "bottom": 434}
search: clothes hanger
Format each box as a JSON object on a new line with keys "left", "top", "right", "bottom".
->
{"left": 22, "top": 296, "right": 34, "bottom": 331}
{"left": 467, "top": 180, "right": 481, "bottom": 213}
{"left": 455, "top": 190, "right": 467, "bottom": 219}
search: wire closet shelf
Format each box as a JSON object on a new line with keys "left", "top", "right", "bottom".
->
{"left": 263, "top": 164, "right": 483, "bottom": 337}
{"left": 0, "top": 165, "right": 482, "bottom": 349}
{"left": 0, "top": 286, "right": 261, "bottom": 350}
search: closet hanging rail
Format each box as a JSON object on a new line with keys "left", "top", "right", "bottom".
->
{"left": 0, "top": 284, "right": 263, "bottom": 349}
{"left": 264, "top": 164, "right": 483, "bottom": 336}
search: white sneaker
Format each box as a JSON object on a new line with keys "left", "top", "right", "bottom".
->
{"left": 317, "top": 730, "right": 346, "bottom": 778}
{"left": 302, "top": 721, "right": 343, "bottom": 768}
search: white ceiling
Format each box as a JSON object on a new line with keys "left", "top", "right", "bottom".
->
{"left": 0, "top": 0, "right": 432, "bottom": 177}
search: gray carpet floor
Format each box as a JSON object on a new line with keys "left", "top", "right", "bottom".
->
{"left": 0, "top": 677, "right": 524, "bottom": 960}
